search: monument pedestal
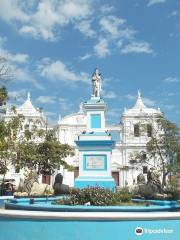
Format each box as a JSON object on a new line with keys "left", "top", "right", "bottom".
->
{"left": 74, "top": 95, "right": 116, "bottom": 191}
{"left": 75, "top": 176, "right": 115, "bottom": 189}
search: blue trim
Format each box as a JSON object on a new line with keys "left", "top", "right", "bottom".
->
{"left": 91, "top": 114, "right": 101, "bottom": 128}
{"left": 75, "top": 176, "right": 114, "bottom": 180}
{"left": 74, "top": 177, "right": 116, "bottom": 191}
{"left": 83, "top": 154, "right": 107, "bottom": 171}
{"left": 75, "top": 140, "right": 115, "bottom": 148}
{"left": 5, "top": 197, "right": 180, "bottom": 212}
{"left": 80, "top": 132, "right": 110, "bottom": 136}
{"left": 79, "top": 149, "right": 112, "bottom": 152}
{"left": 85, "top": 97, "right": 105, "bottom": 104}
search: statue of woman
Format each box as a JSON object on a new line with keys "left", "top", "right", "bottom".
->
{"left": 92, "top": 68, "right": 102, "bottom": 98}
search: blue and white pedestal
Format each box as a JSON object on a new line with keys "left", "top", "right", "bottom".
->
{"left": 75, "top": 177, "right": 116, "bottom": 189}
{"left": 74, "top": 97, "right": 116, "bottom": 191}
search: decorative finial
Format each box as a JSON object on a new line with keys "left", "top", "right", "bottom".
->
{"left": 79, "top": 102, "right": 83, "bottom": 113}
{"left": 91, "top": 68, "right": 102, "bottom": 98}
{"left": 27, "top": 91, "right": 31, "bottom": 101}
{"left": 138, "top": 89, "right": 141, "bottom": 99}
{"left": 58, "top": 114, "right": 61, "bottom": 121}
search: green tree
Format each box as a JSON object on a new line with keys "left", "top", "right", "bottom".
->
{"left": 13, "top": 130, "right": 74, "bottom": 176}
{"left": 0, "top": 115, "right": 24, "bottom": 173}
{"left": 0, "top": 56, "right": 12, "bottom": 116}
{"left": 0, "top": 115, "right": 24, "bottom": 196}
{"left": 129, "top": 116, "right": 180, "bottom": 189}
{"left": 37, "top": 133, "right": 74, "bottom": 175}
{"left": 0, "top": 86, "right": 8, "bottom": 106}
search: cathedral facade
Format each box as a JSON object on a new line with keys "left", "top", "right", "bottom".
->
{"left": 3, "top": 70, "right": 162, "bottom": 188}
{"left": 55, "top": 90, "right": 162, "bottom": 187}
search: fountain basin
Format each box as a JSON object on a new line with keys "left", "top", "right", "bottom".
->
{"left": 4, "top": 197, "right": 180, "bottom": 212}
{"left": 0, "top": 198, "right": 180, "bottom": 240}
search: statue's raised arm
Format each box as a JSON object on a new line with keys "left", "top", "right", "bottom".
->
{"left": 92, "top": 68, "right": 102, "bottom": 98}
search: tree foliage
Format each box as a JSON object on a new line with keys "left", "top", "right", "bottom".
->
{"left": 0, "top": 113, "right": 75, "bottom": 177}
{"left": 14, "top": 132, "right": 75, "bottom": 175}
{"left": 0, "top": 116, "right": 24, "bottom": 175}
{"left": 0, "top": 86, "right": 8, "bottom": 106}
{"left": 129, "top": 116, "right": 180, "bottom": 188}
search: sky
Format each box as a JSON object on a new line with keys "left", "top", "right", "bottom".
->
{"left": 0, "top": 0, "right": 179, "bottom": 125}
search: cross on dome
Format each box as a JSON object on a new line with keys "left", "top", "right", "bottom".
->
{"left": 138, "top": 89, "right": 141, "bottom": 99}
{"left": 27, "top": 91, "right": 31, "bottom": 101}
{"left": 134, "top": 90, "right": 146, "bottom": 110}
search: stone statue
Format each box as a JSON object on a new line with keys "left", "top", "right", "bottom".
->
{"left": 23, "top": 171, "right": 39, "bottom": 194}
{"left": 92, "top": 68, "right": 102, "bottom": 98}
{"left": 15, "top": 171, "right": 54, "bottom": 197}
{"left": 134, "top": 168, "right": 162, "bottom": 199}
{"left": 147, "top": 167, "right": 161, "bottom": 193}
{"left": 137, "top": 173, "right": 146, "bottom": 184}
{"left": 53, "top": 173, "right": 70, "bottom": 195}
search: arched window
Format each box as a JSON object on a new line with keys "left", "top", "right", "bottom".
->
{"left": 24, "top": 124, "right": 29, "bottom": 130}
{"left": 147, "top": 124, "right": 152, "bottom": 137}
{"left": 143, "top": 166, "right": 148, "bottom": 174}
{"left": 134, "top": 124, "right": 140, "bottom": 137}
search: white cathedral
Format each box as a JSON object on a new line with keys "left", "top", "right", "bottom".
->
{"left": 3, "top": 69, "right": 162, "bottom": 188}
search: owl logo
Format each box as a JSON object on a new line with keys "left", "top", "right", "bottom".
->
{"left": 135, "top": 227, "right": 143, "bottom": 236}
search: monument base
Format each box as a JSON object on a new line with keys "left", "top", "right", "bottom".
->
{"left": 74, "top": 176, "right": 116, "bottom": 191}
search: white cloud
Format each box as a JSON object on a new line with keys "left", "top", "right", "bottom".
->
{"left": 59, "top": 97, "right": 70, "bottom": 111}
{"left": 93, "top": 14, "right": 151, "bottom": 58}
{"left": 142, "top": 97, "right": 155, "bottom": 107}
{"left": 100, "top": 16, "right": 125, "bottom": 38}
{"left": 45, "top": 111, "right": 57, "bottom": 118}
{"left": 147, "top": 0, "right": 166, "bottom": 7}
{"left": 0, "top": 0, "right": 93, "bottom": 41}
{"left": 100, "top": 5, "right": 115, "bottom": 14}
{"left": 106, "top": 108, "right": 120, "bottom": 119}
{"left": 125, "top": 94, "right": 136, "bottom": 100}
{"left": 103, "top": 90, "right": 117, "bottom": 99}
{"left": 94, "top": 38, "right": 110, "bottom": 58}
{"left": 8, "top": 89, "right": 27, "bottom": 102}
{"left": 121, "top": 41, "right": 153, "bottom": 54}
{"left": 163, "top": 104, "right": 176, "bottom": 110}
{"left": 75, "top": 20, "right": 95, "bottom": 38}
{"left": 36, "top": 95, "right": 56, "bottom": 104}
{"left": 163, "top": 77, "right": 179, "bottom": 83}
{"left": 0, "top": 36, "right": 29, "bottom": 64}
{"left": 79, "top": 53, "right": 92, "bottom": 61}
{"left": 0, "top": 35, "right": 41, "bottom": 89}
{"left": 118, "top": 28, "right": 136, "bottom": 40}
{"left": 59, "top": 0, "right": 92, "bottom": 21}
{"left": 10, "top": 64, "right": 44, "bottom": 90}
{"left": 0, "top": 0, "right": 29, "bottom": 23}
{"left": 38, "top": 58, "right": 89, "bottom": 84}
{"left": 169, "top": 11, "right": 179, "bottom": 17}
{"left": 0, "top": 36, "right": 7, "bottom": 47}
{"left": 8, "top": 53, "right": 29, "bottom": 63}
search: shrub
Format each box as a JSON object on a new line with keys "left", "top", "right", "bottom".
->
{"left": 165, "top": 179, "right": 180, "bottom": 200}
{"left": 53, "top": 186, "right": 133, "bottom": 206}
{"left": 115, "top": 187, "right": 132, "bottom": 203}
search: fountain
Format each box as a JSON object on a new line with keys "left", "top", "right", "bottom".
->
{"left": 0, "top": 70, "right": 180, "bottom": 240}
